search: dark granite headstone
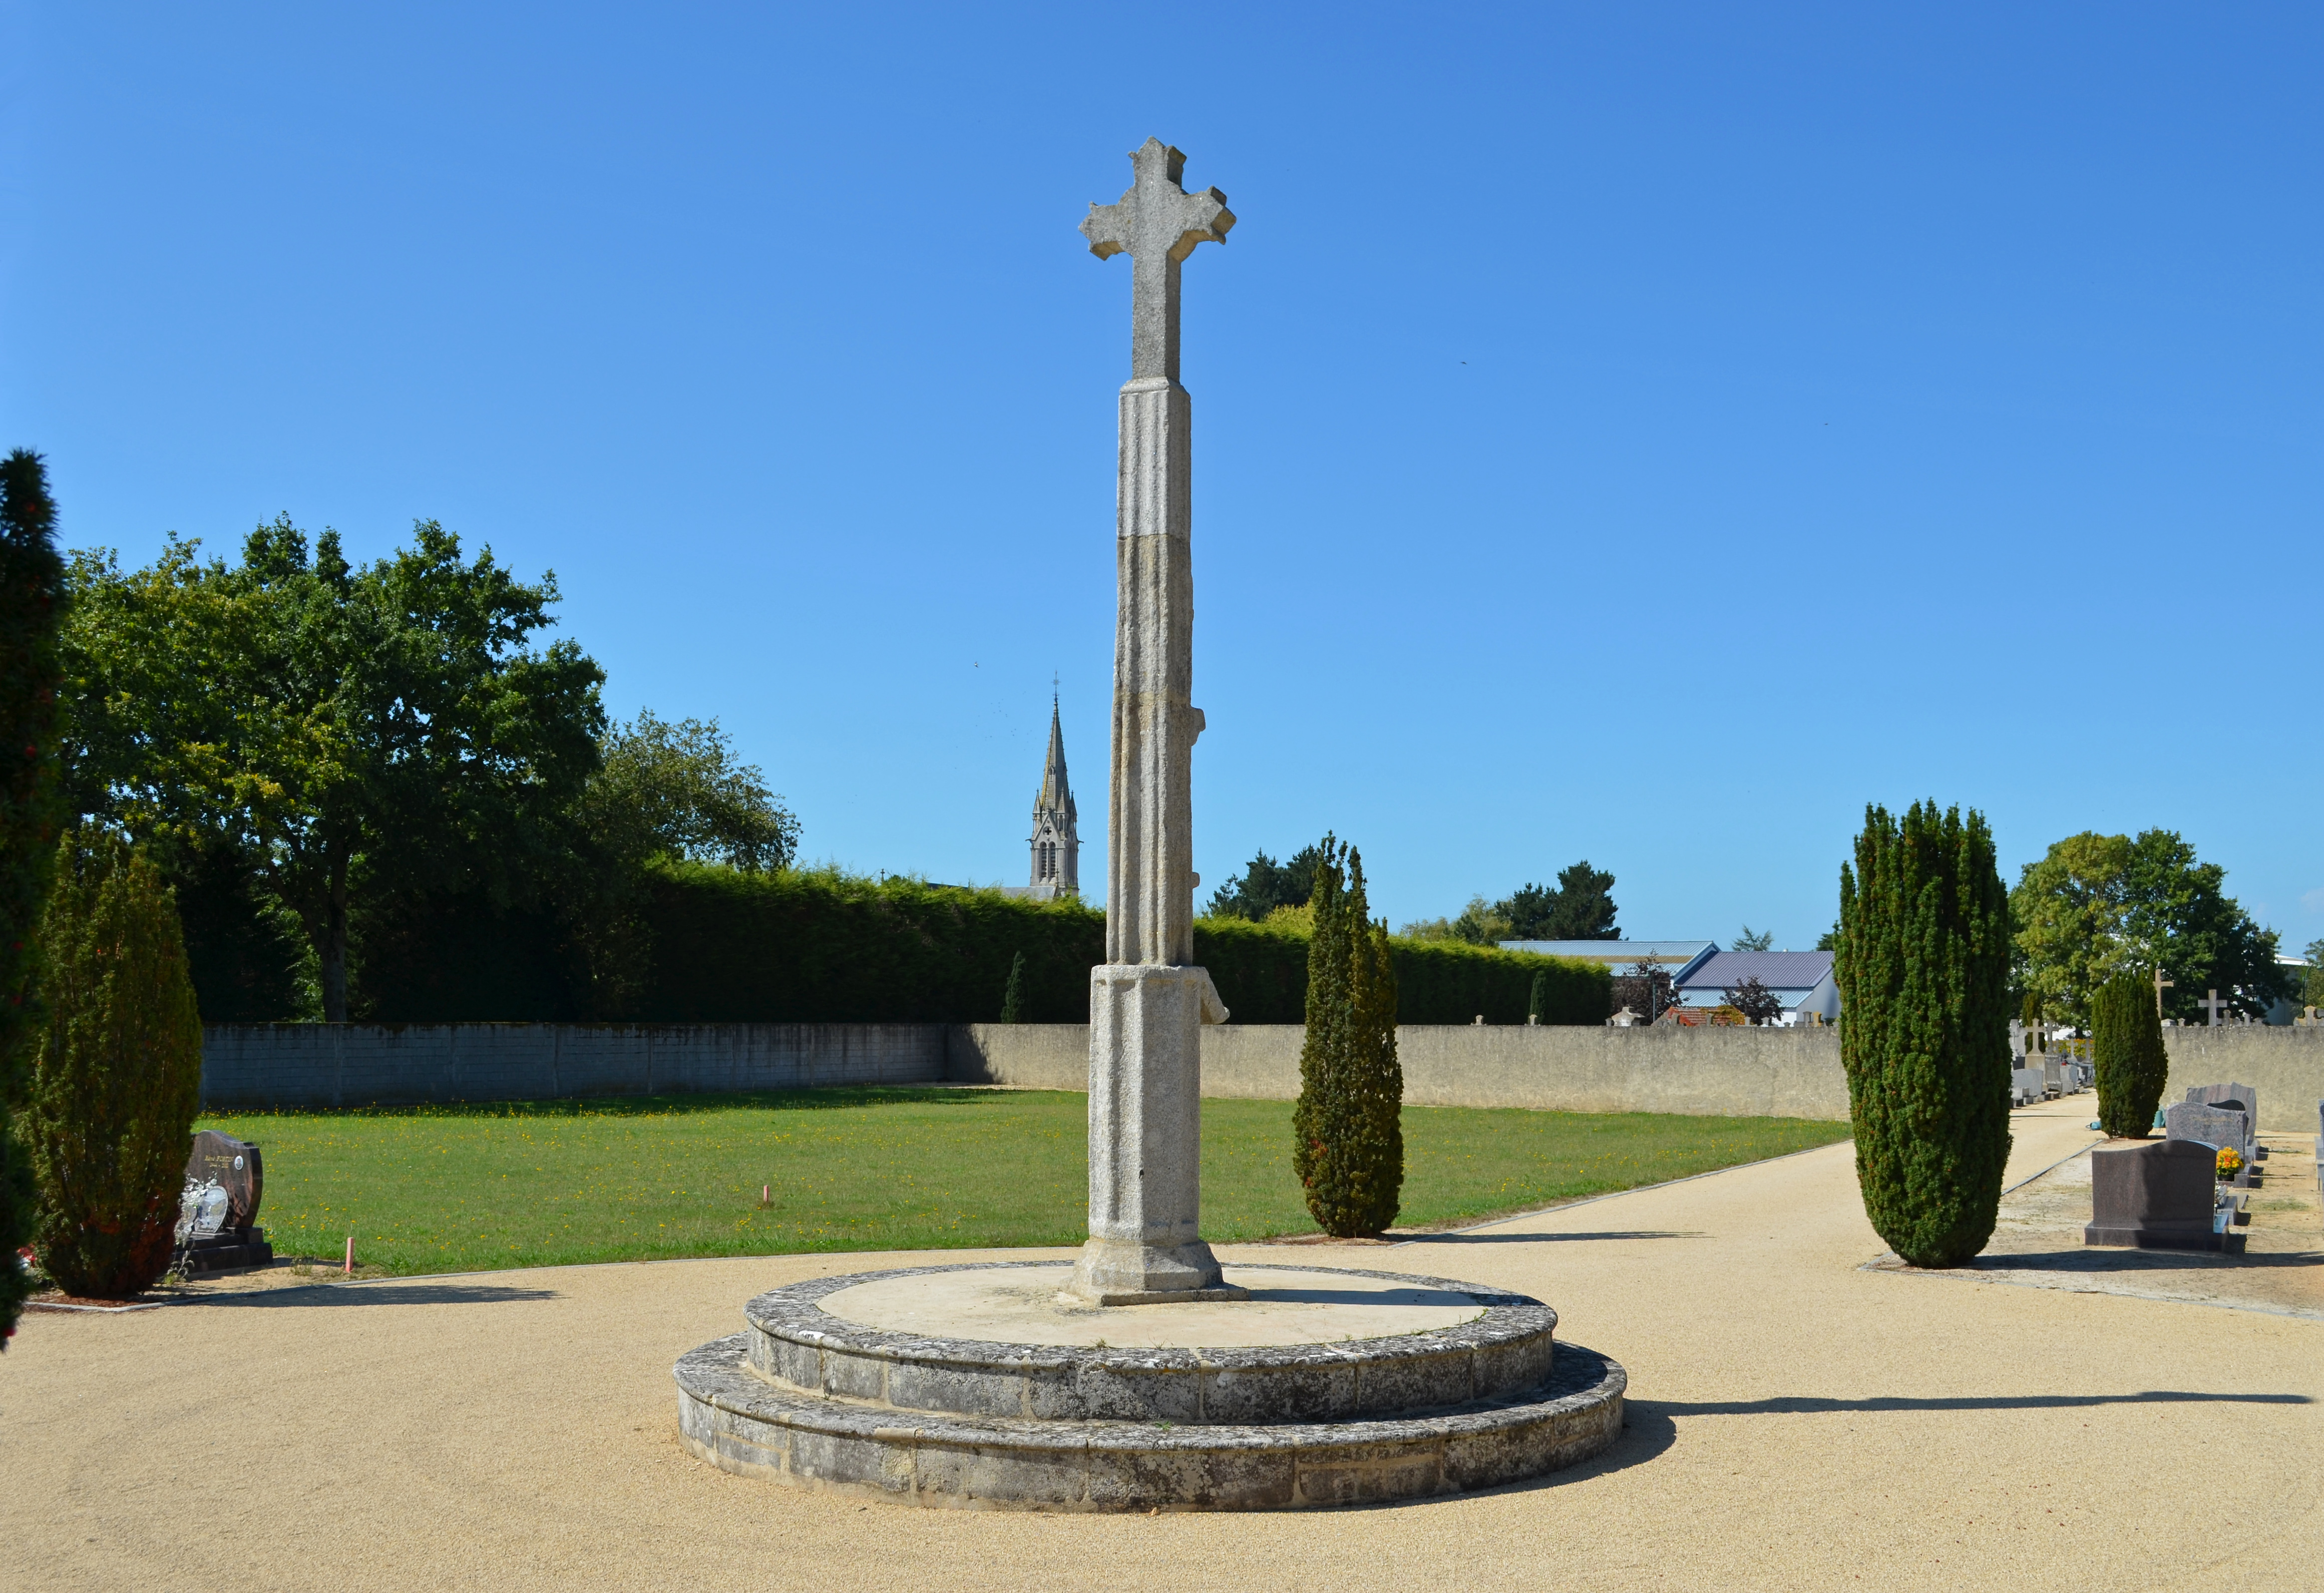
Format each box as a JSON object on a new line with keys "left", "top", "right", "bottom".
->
{"left": 174, "top": 1130, "right": 273, "bottom": 1275}
{"left": 2085, "top": 1139, "right": 2229, "bottom": 1252}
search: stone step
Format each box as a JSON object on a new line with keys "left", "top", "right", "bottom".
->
{"left": 741, "top": 1262, "right": 1560, "bottom": 1425}
{"left": 675, "top": 1332, "right": 1626, "bottom": 1511}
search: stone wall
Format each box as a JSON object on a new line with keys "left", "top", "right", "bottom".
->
{"left": 948, "top": 1022, "right": 1853, "bottom": 1121}
{"left": 2163, "top": 1026, "right": 2324, "bottom": 1133}
{"left": 197, "top": 1018, "right": 2324, "bottom": 1127}
{"left": 200, "top": 1023, "right": 948, "bottom": 1108}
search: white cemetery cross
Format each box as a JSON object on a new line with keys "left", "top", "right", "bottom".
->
{"left": 1069, "top": 139, "right": 1245, "bottom": 1305}
{"left": 2200, "top": 988, "right": 2231, "bottom": 1026}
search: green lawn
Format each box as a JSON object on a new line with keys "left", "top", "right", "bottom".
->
{"left": 198, "top": 1089, "right": 1852, "bottom": 1276}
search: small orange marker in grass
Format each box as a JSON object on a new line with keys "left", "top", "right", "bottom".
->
{"left": 344, "top": 1235, "right": 353, "bottom": 1276}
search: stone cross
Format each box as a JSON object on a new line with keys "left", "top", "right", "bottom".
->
{"left": 2152, "top": 967, "right": 2174, "bottom": 1019}
{"left": 1068, "top": 140, "right": 1242, "bottom": 1306}
{"left": 1080, "top": 138, "right": 1235, "bottom": 385}
{"left": 2201, "top": 988, "right": 2230, "bottom": 1026}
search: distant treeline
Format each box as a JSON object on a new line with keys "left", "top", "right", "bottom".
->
{"left": 192, "top": 862, "right": 1610, "bottom": 1027}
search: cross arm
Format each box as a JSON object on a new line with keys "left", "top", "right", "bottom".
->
{"left": 1078, "top": 188, "right": 1235, "bottom": 260}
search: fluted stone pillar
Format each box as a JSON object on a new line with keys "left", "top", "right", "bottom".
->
{"left": 1068, "top": 140, "right": 1243, "bottom": 1305}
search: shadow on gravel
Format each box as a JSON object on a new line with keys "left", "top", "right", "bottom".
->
{"left": 1644, "top": 1390, "right": 2312, "bottom": 1416}
{"left": 193, "top": 1283, "right": 561, "bottom": 1308}
{"left": 1400, "top": 1230, "right": 1702, "bottom": 1246}
{"left": 1969, "top": 1249, "right": 2324, "bottom": 1273}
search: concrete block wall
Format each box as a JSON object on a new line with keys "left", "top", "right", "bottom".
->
{"left": 948, "top": 1022, "right": 1854, "bottom": 1122}
{"left": 200, "top": 1023, "right": 948, "bottom": 1108}
{"left": 2163, "top": 1026, "right": 2324, "bottom": 1133}
{"left": 199, "top": 1018, "right": 2324, "bottom": 1128}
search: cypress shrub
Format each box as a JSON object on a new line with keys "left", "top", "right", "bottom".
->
{"left": 2090, "top": 969, "right": 2167, "bottom": 1139}
{"left": 1528, "top": 969, "right": 1548, "bottom": 1024}
{"left": 999, "top": 951, "right": 1026, "bottom": 1023}
{"left": 1292, "top": 839, "right": 1403, "bottom": 1236}
{"left": 1835, "top": 801, "right": 2012, "bottom": 1269}
{"left": 23, "top": 838, "right": 203, "bottom": 1298}
{"left": 0, "top": 450, "right": 65, "bottom": 1344}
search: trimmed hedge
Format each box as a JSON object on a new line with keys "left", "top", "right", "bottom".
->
{"left": 639, "top": 865, "right": 1104, "bottom": 1024}
{"left": 633, "top": 864, "right": 1609, "bottom": 1026}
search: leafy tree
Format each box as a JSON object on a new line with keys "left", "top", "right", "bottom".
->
{"left": 1816, "top": 922, "right": 1838, "bottom": 952}
{"left": 2018, "top": 989, "right": 2044, "bottom": 1051}
{"left": 1610, "top": 959, "right": 1677, "bottom": 1021}
{"left": 1293, "top": 836, "right": 1402, "bottom": 1236}
{"left": 1836, "top": 801, "right": 2012, "bottom": 1269}
{"left": 166, "top": 834, "right": 314, "bottom": 1020}
{"left": 2010, "top": 829, "right": 2282, "bottom": 1028}
{"left": 2089, "top": 969, "right": 2167, "bottom": 1139}
{"left": 583, "top": 711, "right": 797, "bottom": 873}
{"left": 1204, "top": 845, "right": 1324, "bottom": 922}
{"left": 1732, "top": 924, "right": 1774, "bottom": 952}
{"left": 0, "top": 449, "right": 67, "bottom": 1346}
{"left": 2303, "top": 939, "right": 2324, "bottom": 1013}
{"left": 23, "top": 837, "right": 202, "bottom": 1298}
{"left": 1398, "top": 895, "right": 1512, "bottom": 946}
{"left": 61, "top": 518, "right": 606, "bottom": 1019}
{"left": 1496, "top": 861, "right": 1618, "bottom": 941}
{"left": 1723, "top": 974, "right": 1783, "bottom": 1025}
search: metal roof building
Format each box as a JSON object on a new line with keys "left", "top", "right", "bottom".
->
{"left": 1673, "top": 950, "right": 1839, "bottom": 1025}
{"left": 1496, "top": 940, "right": 1719, "bottom": 981}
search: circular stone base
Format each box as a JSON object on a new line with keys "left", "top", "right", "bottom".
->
{"left": 674, "top": 1262, "right": 1625, "bottom": 1510}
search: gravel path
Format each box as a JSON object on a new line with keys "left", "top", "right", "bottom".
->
{"left": 4, "top": 1098, "right": 2317, "bottom": 1591}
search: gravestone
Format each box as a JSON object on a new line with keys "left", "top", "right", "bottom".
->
{"left": 2184, "top": 1083, "right": 2261, "bottom": 1160}
{"left": 2163, "top": 1102, "right": 2254, "bottom": 1188}
{"left": 2085, "top": 1139, "right": 2235, "bottom": 1252}
{"left": 2010, "top": 1066, "right": 2044, "bottom": 1107}
{"left": 174, "top": 1130, "right": 274, "bottom": 1275}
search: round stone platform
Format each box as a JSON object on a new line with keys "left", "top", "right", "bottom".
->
{"left": 674, "top": 1261, "right": 1625, "bottom": 1510}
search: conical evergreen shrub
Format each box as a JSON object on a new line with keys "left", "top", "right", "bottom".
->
{"left": 1528, "top": 969, "right": 1547, "bottom": 1025}
{"left": 2090, "top": 969, "right": 2168, "bottom": 1139}
{"left": 0, "top": 450, "right": 66, "bottom": 1344}
{"left": 23, "top": 837, "right": 203, "bottom": 1298}
{"left": 1292, "top": 837, "right": 1403, "bottom": 1236}
{"left": 999, "top": 950, "right": 1025, "bottom": 1023}
{"left": 1835, "top": 801, "right": 2012, "bottom": 1268}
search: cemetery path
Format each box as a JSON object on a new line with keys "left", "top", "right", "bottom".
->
{"left": 4, "top": 1098, "right": 2319, "bottom": 1592}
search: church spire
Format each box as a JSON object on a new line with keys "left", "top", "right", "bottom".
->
{"left": 1036, "top": 691, "right": 1074, "bottom": 821}
{"left": 1023, "top": 688, "right": 1079, "bottom": 899}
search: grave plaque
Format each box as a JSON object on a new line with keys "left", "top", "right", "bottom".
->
{"left": 2184, "top": 1083, "right": 2261, "bottom": 1160}
{"left": 2163, "top": 1102, "right": 2254, "bottom": 1188}
{"left": 174, "top": 1130, "right": 274, "bottom": 1275}
{"left": 2085, "top": 1139, "right": 2230, "bottom": 1251}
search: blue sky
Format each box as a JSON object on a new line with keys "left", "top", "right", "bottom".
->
{"left": 4, "top": 5, "right": 2318, "bottom": 949}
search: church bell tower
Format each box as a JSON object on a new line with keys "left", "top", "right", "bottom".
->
{"left": 1025, "top": 694, "right": 1079, "bottom": 900}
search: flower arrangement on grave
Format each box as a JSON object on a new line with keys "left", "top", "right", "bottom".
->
{"left": 2215, "top": 1146, "right": 2243, "bottom": 1181}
